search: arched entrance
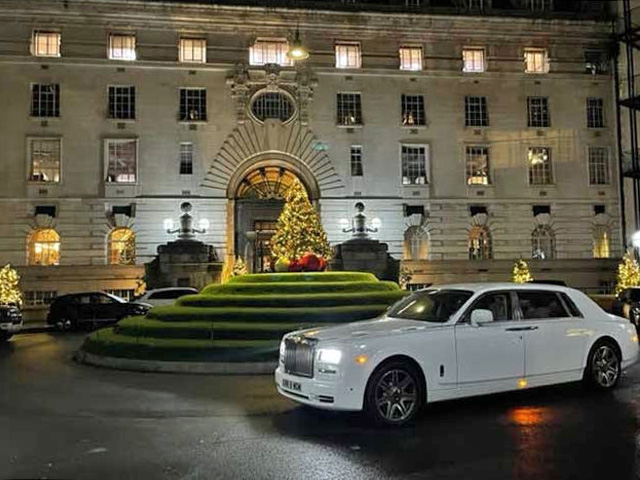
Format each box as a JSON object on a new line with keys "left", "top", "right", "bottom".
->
{"left": 231, "top": 162, "right": 315, "bottom": 273}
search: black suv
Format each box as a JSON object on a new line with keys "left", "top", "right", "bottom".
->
{"left": 47, "top": 292, "right": 149, "bottom": 330}
{"left": 613, "top": 287, "right": 640, "bottom": 329}
{"left": 0, "top": 304, "right": 22, "bottom": 341}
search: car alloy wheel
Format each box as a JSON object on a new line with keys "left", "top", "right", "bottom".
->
{"left": 373, "top": 368, "right": 419, "bottom": 424}
{"left": 591, "top": 344, "right": 620, "bottom": 389}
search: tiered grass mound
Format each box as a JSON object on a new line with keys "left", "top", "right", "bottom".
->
{"left": 81, "top": 272, "right": 407, "bottom": 363}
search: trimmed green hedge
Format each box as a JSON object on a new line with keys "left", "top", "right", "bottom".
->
{"left": 115, "top": 317, "right": 325, "bottom": 340}
{"left": 83, "top": 328, "right": 279, "bottom": 362}
{"left": 201, "top": 281, "right": 399, "bottom": 296}
{"left": 177, "top": 290, "right": 407, "bottom": 309}
{"left": 147, "top": 304, "right": 389, "bottom": 324}
{"left": 227, "top": 272, "right": 377, "bottom": 284}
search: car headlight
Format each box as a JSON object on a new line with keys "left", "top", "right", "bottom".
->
{"left": 279, "top": 340, "right": 285, "bottom": 361}
{"left": 317, "top": 348, "right": 342, "bottom": 365}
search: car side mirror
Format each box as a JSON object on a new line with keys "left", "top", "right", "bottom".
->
{"left": 470, "top": 309, "right": 494, "bottom": 327}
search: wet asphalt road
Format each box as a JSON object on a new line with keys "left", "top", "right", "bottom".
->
{"left": 1, "top": 333, "right": 640, "bottom": 480}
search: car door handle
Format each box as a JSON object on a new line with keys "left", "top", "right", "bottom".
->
{"left": 505, "top": 326, "right": 539, "bottom": 332}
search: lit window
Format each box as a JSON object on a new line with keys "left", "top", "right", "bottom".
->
{"left": 180, "top": 143, "right": 194, "bottom": 175}
{"left": 335, "top": 42, "right": 361, "bottom": 69}
{"left": 463, "top": 48, "right": 485, "bottom": 73}
{"left": 528, "top": 147, "right": 552, "bottom": 185}
{"left": 527, "top": 96, "right": 550, "bottom": 128}
{"left": 524, "top": 48, "right": 549, "bottom": 73}
{"left": 28, "top": 229, "right": 60, "bottom": 266}
{"left": 250, "top": 39, "right": 291, "bottom": 66}
{"left": 350, "top": 145, "right": 363, "bottom": 176}
{"left": 109, "top": 228, "right": 136, "bottom": 265}
{"left": 108, "top": 34, "right": 136, "bottom": 61}
{"left": 179, "top": 38, "right": 206, "bottom": 63}
{"left": 587, "top": 97, "right": 604, "bottom": 128}
{"left": 399, "top": 47, "right": 423, "bottom": 71}
{"left": 466, "top": 146, "right": 490, "bottom": 186}
{"left": 251, "top": 91, "right": 294, "bottom": 122}
{"left": 401, "top": 95, "right": 426, "bottom": 126}
{"left": 336, "top": 93, "right": 362, "bottom": 126}
{"left": 468, "top": 226, "right": 492, "bottom": 260}
{"left": 401, "top": 145, "right": 428, "bottom": 185}
{"left": 465, "top": 96, "right": 488, "bottom": 127}
{"left": 404, "top": 226, "right": 428, "bottom": 260}
{"left": 532, "top": 225, "right": 555, "bottom": 260}
{"left": 179, "top": 88, "right": 207, "bottom": 122}
{"left": 105, "top": 139, "right": 137, "bottom": 184}
{"left": 28, "top": 138, "right": 61, "bottom": 183}
{"left": 30, "top": 84, "right": 60, "bottom": 118}
{"left": 108, "top": 86, "right": 136, "bottom": 120}
{"left": 31, "top": 31, "right": 60, "bottom": 57}
{"left": 593, "top": 226, "right": 610, "bottom": 259}
{"left": 588, "top": 147, "right": 609, "bottom": 185}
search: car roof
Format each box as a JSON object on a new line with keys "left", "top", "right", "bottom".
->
{"left": 422, "top": 283, "right": 577, "bottom": 295}
{"left": 144, "top": 287, "right": 198, "bottom": 293}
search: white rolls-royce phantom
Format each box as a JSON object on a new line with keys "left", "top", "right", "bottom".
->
{"left": 275, "top": 283, "right": 639, "bottom": 426}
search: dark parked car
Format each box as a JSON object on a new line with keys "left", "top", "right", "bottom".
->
{"left": 47, "top": 292, "right": 150, "bottom": 330}
{"left": 613, "top": 287, "right": 640, "bottom": 329}
{"left": 0, "top": 304, "right": 22, "bottom": 341}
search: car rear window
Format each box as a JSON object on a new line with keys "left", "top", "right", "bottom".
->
{"left": 516, "top": 291, "right": 571, "bottom": 320}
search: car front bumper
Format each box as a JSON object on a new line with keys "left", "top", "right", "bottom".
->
{"left": 274, "top": 366, "right": 364, "bottom": 411}
{"left": 0, "top": 321, "right": 22, "bottom": 335}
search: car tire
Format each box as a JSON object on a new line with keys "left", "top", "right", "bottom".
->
{"left": 584, "top": 339, "right": 622, "bottom": 391}
{"left": 364, "top": 360, "right": 424, "bottom": 427}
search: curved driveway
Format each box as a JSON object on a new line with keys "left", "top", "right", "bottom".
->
{"left": 1, "top": 333, "right": 640, "bottom": 479}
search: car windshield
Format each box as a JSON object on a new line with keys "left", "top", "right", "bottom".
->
{"left": 388, "top": 289, "right": 473, "bottom": 323}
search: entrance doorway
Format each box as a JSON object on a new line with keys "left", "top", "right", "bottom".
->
{"left": 234, "top": 166, "right": 309, "bottom": 273}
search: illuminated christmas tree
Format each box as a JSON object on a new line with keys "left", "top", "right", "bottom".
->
{"left": 231, "top": 256, "right": 248, "bottom": 277}
{"left": 615, "top": 251, "right": 640, "bottom": 294}
{"left": 0, "top": 264, "right": 22, "bottom": 307}
{"left": 271, "top": 179, "right": 332, "bottom": 262}
{"left": 512, "top": 259, "right": 533, "bottom": 284}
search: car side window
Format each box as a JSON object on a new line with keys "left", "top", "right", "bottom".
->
{"left": 79, "top": 295, "right": 92, "bottom": 304}
{"left": 516, "top": 291, "right": 570, "bottom": 320}
{"left": 463, "top": 292, "right": 513, "bottom": 323}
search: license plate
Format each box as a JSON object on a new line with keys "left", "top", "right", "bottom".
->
{"left": 0, "top": 323, "right": 9, "bottom": 330}
{"left": 282, "top": 379, "right": 302, "bottom": 392}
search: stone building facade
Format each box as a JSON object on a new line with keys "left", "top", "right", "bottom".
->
{"left": 0, "top": 0, "right": 620, "bottom": 319}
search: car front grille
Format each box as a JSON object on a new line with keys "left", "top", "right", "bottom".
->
{"left": 284, "top": 336, "right": 316, "bottom": 378}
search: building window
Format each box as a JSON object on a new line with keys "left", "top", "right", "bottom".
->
{"left": 105, "top": 139, "right": 137, "bottom": 184}
{"left": 180, "top": 143, "right": 194, "bottom": 175}
{"left": 179, "top": 38, "right": 206, "bottom": 63}
{"left": 465, "top": 96, "right": 488, "bottom": 127}
{"left": 28, "top": 228, "right": 60, "bottom": 266}
{"left": 250, "top": 38, "right": 291, "bottom": 66}
{"left": 467, "top": 0, "right": 487, "bottom": 11}
{"left": 179, "top": 88, "right": 207, "bottom": 122}
{"left": 108, "top": 34, "right": 136, "bottom": 61}
{"left": 593, "top": 226, "right": 610, "bottom": 259}
{"left": 527, "top": 96, "right": 550, "bottom": 128}
{"left": 405, "top": 0, "right": 421, "bottom": 6}
{"left": 336, "top": 93, "right": 362, "bottom": 126}
{"left": 468, "top": 226, "right": 492, "bottom": 260}
{"left": 466, "top": 146, "right": 491, "bottom": 185}
{"left": 403, "top": 226, "right": 428, "bottom": 260}
{"left": 587, "top": 97, "right": 604, "bottom": 129}
{"left": 30, "top": 84, "right": 60, "bottom": 118}
{"left": 31, "top": 31, "right": 61, "bottom": 57}
{"left": 524, "top": 48, "right": 549, "bottom": 73}
{"left": 24, "top": 290, "right": 57, "bottom": 307}
{"left": 401, "top": 95, "right": 426, "bottom": 126}
{"left": 109, "top": 227, "right": 136, "bottom": 265}
{"left": 399, "top": 46, "right": 423, "bottom": 71}
{"left": 527, "top": 0, "right": 552, "bottom": 11}
{"left": 462, "top": 48, "right": 485, "bottom": 73}
{"left": 251, "top": 91, "right": 295, "bottom": 123}
{"left": 28, "top": 138, "right": 61, "bottom": 183}
{"left": 335, "top": 42, "right": 361, "bottom": 69}
{"left": 588, "top": 147, "right": 610, "bottom": 185}
{"left": 108, "top": 86, "right": 136, "bottom": 120}
{"left": 528, "top": 147, "right": 552, "bottom": 185}
{"left": 350, "top": 145, "right": 363, "bottom": 176}
{"left": 585, "top": 50, "right": 607, "bottom": 75}
{"left": 532, "top": 225, "right": 555, "bottom": 260}
{"left": 401, "top": 145, "right": 428, "bottom": 185}
{"left": 106, "top": 289, "right": 136, "bottom": 302}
